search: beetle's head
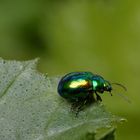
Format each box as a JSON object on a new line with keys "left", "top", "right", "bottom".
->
{"left": 103, "top": 80, "right": 112, "bottom": 93}
{"left": 92, "top": 76, "right": 112, "bottom": 94}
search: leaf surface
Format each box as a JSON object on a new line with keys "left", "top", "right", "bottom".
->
{"left": 0, "top": 58, "right": 124, "bottom": 140}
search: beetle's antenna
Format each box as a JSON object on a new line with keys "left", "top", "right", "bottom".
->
{"left": 115, "top": 92, "right": 131, "bottom": 104}
{"left": 111, "top": 83, "right": 127, "bottom": 91}
{"left": 111, "top": 82, "right": 131, "bottom": 103}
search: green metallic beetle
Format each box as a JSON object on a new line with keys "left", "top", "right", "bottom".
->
{"left": 57, "top": 72, "right": 113, "bottom": 102}
{"left": 57, "top": 72, "right": 127, "bottom": 115}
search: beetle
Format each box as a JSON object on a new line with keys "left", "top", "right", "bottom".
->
{"left": 57, "top": 72, "right": 127, "bottom": 115}
{"left": 58, "top": 72, "right": 112, "bottom": 101}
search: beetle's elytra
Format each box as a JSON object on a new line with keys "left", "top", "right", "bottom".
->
{"left": 57, "top": 72, "right": 112, "bottom": 102}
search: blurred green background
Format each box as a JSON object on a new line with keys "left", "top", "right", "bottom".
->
{"left": 0, "top": 0, "right": 139, "bottom": 139}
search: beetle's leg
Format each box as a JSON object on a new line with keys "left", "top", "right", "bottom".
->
{"left": 75, "top": 93, "right": 96, "bottom": 117}
{"left": 74, "top": 99, "right": 87, "bottom": 117}
{"left": 70, "top": 99, "right": 84, "bottom": 113}
{"left": 76, "top": 93, "right": 94, "bottom": 109}
{"left": 87, "top": 92, "right": 96, "bottom": 103}
{"left": 70, "top": 98, "right": 87, "bottom": 117}
{"left": 75, "top": 99, "right": 88, "bottom": 116}
{"left": 75, "top": 106, "right": 82, "bottom": 117}
{"left": 95, "top": 92, "right": 102, "bottom": 101}
{"left": 71, "top": 101, "right": 79, "bottom": 112}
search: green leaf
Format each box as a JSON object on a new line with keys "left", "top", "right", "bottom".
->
{"left": 0, "top": 58, "right": 124, "bottom": 140}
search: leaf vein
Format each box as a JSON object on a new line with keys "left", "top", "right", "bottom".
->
{"left": 0, "top": 62, "right": 31, "bottom": 99}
